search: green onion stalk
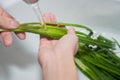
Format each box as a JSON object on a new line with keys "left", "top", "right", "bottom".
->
{"left": 0, "top": 22, "right": 120, "bottom": 80}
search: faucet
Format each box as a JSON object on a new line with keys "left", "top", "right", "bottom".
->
{"left": 23, "top": 0, "right": 45, "bottom": 28}
{"left": 23, "top": 0, "right": 39, "bottom": 4}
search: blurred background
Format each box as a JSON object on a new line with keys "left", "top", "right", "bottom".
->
{"left": 0, "top": 0, "right": 120, "bottom": 80}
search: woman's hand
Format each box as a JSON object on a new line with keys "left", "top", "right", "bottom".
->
{"left": 0, "top": 7, "right": 26, "bottom": 46}
{"left": 38, "top": 13, "right": 78, "bottom": 80}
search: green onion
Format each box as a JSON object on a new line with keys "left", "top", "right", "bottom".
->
{"left": 0, "top": 22, "right": 120, "bottom": 80}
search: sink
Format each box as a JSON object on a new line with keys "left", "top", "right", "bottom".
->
{"left": 0, "top": 0, "right": 120, "bottom": 80}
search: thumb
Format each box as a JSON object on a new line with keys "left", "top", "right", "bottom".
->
{"left": 67, "top": 27, "right": 76, "bottom": 35}
{"left": 56, "top": 27, "right": 78, "bottom": 55}
{"left": 0, "top": 16, "right": 19, "bottom": 29}
{"left": 67, "top": 27, "right": 78, "bottom": 54}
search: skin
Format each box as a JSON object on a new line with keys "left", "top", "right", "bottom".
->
{"left": 0, "top": 6, "right": 78, "bottom": 80}
{"left": 38, "top": 13, "right": 78, "bottom": 80}
{"left": 0, "top": 6, "right": 26, "bottom": 47}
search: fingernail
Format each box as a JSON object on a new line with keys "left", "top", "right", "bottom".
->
{"left": 10, "top": 20, "right": 19, "bottom": 28}
{"left": 16, "top": 33, "right": 26, "bottom": 40}
{"left": 68, "top": 27, "right": 75, "bottom": 34}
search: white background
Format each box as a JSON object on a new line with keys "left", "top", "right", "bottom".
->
{"left": 0, "top": 0, "right": 120, "bottom": 80}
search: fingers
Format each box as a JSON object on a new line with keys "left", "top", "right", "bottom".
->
{"left": 0, "top": 32, "right": 12, "bottom": 47}
{"left": 67, "top": 27, "right": 76, "bottom": 35}
{"left": 0, "top": 32, "right": 26, "bottom": 47}
{"left": 0, "top": 7, "right": 18, "bottom": 29}
{"left": 0, "top": 7, "right": 26, "bottom": 46}
{"left": 0, "top": 16, "right": 19, "bottom": 29}
{"left": 0, "top": 8, "right": 18, "bottom": 46}
{"left": 67, "top": 28, "right": 78, "bottom": 54}
{"left": 0, "top": 6, "right": 15, "bottom": 19}
{"left": 43, "top": 13, "right": 57, "bottom": 22}
{"left": 56, "top": 27, "right": 78, "bottom": 55}
{"left": 40, "top": 37, "right": 49, "bottom": 47}
{"left": 15, "top": 32, "right": 26, "bottom": 40}
{"left": 40, "top": 13, "right": 58, "bottom": 48}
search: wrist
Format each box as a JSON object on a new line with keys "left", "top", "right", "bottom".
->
{"left": 40, "top": 53, "right": 78, "bottom": 80}
{"left": 40, "top": 52, "right": 74, "bottom": 68}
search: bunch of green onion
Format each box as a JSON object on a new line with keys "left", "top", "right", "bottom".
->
{"left": 0, "top": 22, "right": 120, "bottom": 80}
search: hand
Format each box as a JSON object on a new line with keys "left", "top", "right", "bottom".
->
{"left": 38, "top": 13, "right": 78, "bottom": 80}
{"left": 38, "top": 13, "right": 78, "bottom": 65}
{"left": 0, "top": 7, "right": 26, "bottom": 47}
